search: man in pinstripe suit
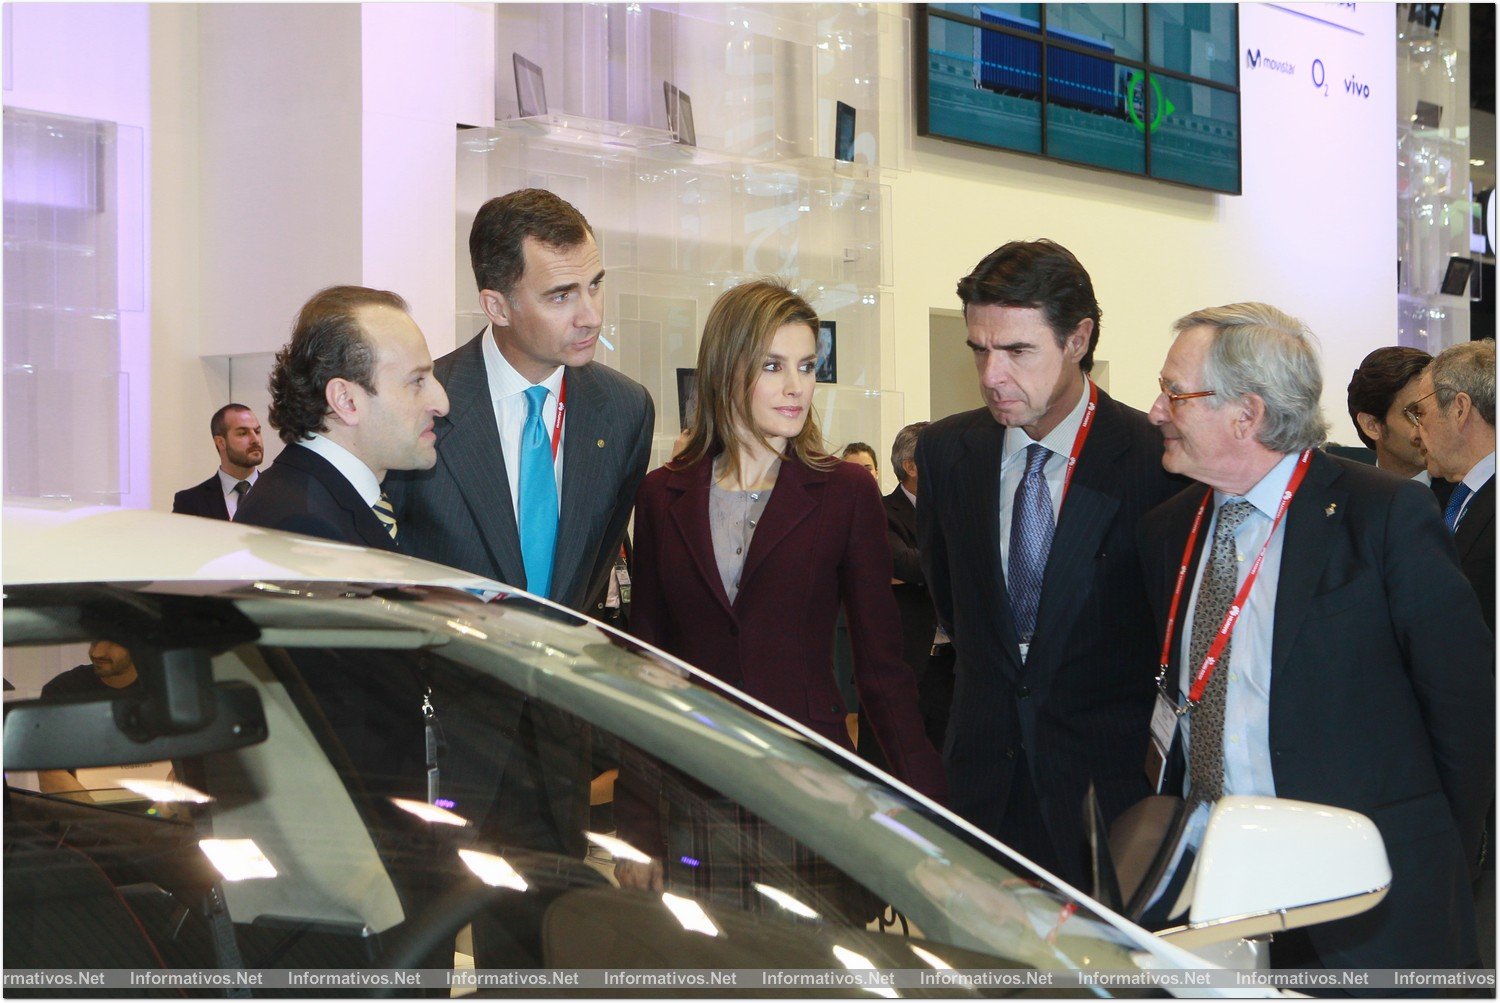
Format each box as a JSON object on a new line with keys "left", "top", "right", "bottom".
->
{"left": 386, "top": 191, "right": 652, "bottom": 919}
{"left": 916, "top": 240, "right": 1181, "bottom": 888}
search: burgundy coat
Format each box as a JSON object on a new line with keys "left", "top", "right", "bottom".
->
{"left": 630, "top": 453, "right": 947, "bottom": 803}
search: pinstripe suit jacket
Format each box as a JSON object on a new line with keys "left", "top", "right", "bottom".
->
{"left": 385, "top": 328, "right": 653, "bottom": 855}
{"left": 916, "top": 389, "right": 1181, "bottom": 886}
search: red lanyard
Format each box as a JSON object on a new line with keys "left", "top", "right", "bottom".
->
{"left": 548, "top": 376, "right": 567, "bottom": 460}
{"left": 1058, "top": 379, "right": 1099, "bottom": 505}
{"left": 1156, "top": 449, "right": 1312, "bottom": 708}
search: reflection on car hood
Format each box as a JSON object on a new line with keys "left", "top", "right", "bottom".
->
{"left": 2, "top": 500, "right": 506, "bottom": 592}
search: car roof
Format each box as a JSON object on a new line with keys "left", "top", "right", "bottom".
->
{"left": 1, "top": 500, "right": 508, "bottom": 592}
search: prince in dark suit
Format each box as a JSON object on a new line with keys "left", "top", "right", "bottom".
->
{"left": 1140, "top": 304, "right": 1493, "bottom": 972}
{"left": 171, "top": 404, "right": 264, "bottom": 521}
{"left": 385, "top": 191, "right": 652, "bottom": 886}
{"left": 917, "top": 241, "right": 1182, "bottom": 887}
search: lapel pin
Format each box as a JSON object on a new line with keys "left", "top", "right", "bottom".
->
{"left": 596, "top": 438, "right": 606, "bottom": 448}
{"left": 1325, "top": 502, "right": 1337, "bottom": 517}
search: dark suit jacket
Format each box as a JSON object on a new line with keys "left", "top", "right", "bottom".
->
{"left": 630, "top": 454, "right": 946, "bottom": 803}
{"left": 233, "top": 444, "right": 396, "bottom": 551}
{"left": 231, "top": 445, "right": 425, "bottom": 817}
{"left": 172, "top": 474, "right": 230, "bottom": 521}
{"left": 1140, "top": 450, "right": 1494, "bottom": 969}
{"left": 916, "top": 389, "right": 1182, "bottom": 886}
{"left": 384, "top": 329, "right": 654, "bottom": 857}
{"left": 1455, "top": 475, "right": 1495, "bottom": 634}
{"left": 885, "top": 487, "right": 936, "bottom": 673}
{"left": 386, "top": 329, "right": 654, "bottom": 610}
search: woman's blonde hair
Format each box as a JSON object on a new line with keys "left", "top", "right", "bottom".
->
{"left": 673, "top": 279, "right": 835, "bottom": 480}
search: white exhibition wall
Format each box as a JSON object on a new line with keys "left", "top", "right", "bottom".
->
{"left": 2, "top": 3, "right": 1402, "bottom": 509}
{"left": 893, "top": 3, "right": 1396, "bottom": 444}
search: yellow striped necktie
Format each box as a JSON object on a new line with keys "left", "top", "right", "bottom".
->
{"left": 372, "top": 492, "right": 399, "bottom": 542}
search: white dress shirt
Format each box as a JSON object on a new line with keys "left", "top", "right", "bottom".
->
{"left": 301, "top": 434, "right": 381, "bottom": 507}
{"left": 1455, "top": 451, "right": 1496, "bottom": 527}
{"left": 216, "top": 467, "right": 260, "bottom": 519}
{"left": 1178, "top": 450, "right": 1303, "bottom": 799}
{"left": 997, "top": 379, "right": 1091, "bottom": 579}
{"left": 996, "top": 379, "right": 1091, "bottom": 662}
{"left": 481, "top": 326, "right": 565, "bottom": 516}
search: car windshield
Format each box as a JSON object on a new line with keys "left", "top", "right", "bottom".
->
{"left": 3, "top": 581, "right": 1176, "bottom": 991}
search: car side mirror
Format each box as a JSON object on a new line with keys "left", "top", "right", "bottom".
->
{"left": 1154, "top": 796, "right": 1390, "bottom": 956}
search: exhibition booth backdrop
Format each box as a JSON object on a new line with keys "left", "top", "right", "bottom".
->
{"left": 1, "top": 2, "right": 1460, "bottom": 511}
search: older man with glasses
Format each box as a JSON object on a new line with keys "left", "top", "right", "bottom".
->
{"left": 1139, "top": 304, "right": 1492, "bottom": 976}
{"left": 1404, "top": 341, "right": 1496, "bottom": 632}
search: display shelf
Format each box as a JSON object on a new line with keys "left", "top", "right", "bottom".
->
{"left": 1394, "top": 17, "right": 1471, "bottom": 351}
{"left": 465, "top": 3, "right": 907, "bottom": 459}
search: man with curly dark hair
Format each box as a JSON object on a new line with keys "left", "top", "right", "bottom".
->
{"left": 236, "top": 285, "right": 449, "bottom": 550}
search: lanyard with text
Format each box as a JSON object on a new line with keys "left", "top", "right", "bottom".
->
{"left": 1155, "top": 448, "right": 1312, "bottom": 713}
{"left": 548, "top": 376, "right": 568, "bottom": 460}
{"left": 1056, "top": 379, "right": 1099, "bottom": 506}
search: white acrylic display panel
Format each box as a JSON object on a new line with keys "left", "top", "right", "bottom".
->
{"left": 3, "top": 109, "right": 143, "bottom": 503}
{"left": 469, "top": 3, "right": 905, "bottom": 461}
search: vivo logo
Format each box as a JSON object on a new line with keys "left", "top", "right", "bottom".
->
{"left": 1344, "top": 75, "right": 1371, "bottom": 98}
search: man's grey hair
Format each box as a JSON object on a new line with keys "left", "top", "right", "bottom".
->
{"left": 891, "top": 421, "right": 928, "bottom": 482}
{"left": 1430, "top": 340, "right": 1496, "bottom": 427}
{"left": 1172, "top": 302, "right": 1329, "bottom": 454}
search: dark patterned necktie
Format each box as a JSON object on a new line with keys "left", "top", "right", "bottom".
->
{"left": 232, "top": 480, "right": 251, "bottom": 498}
{"left": 372, "top": 491, "right": 399, "bottom": 542}
{"left": 1008, "top": 443, "right": 1054, "bottom": 644}
{"left": 1186, "top": 499, "right": 1255, "bottom": 803}
{"left": 1445, "top": 482, "right": 1473, "bottom": 533}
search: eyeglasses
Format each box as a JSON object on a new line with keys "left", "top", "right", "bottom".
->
{"left": 1157, "top": 376, "right": 1216, "bottom": 407}
{"left": 1402, "top": 389, "right": 1439, "bottom": 428}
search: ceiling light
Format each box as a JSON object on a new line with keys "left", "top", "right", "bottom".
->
{"left": 458, "top": 849, "right": 528, "bottom": 891}
{"left": 390, "top": 798, "right": 470, "bottom": 826}
{"left": 662, "top": 892, "right": 721, "bottom": 936}
{"left": 199, "top": 838, "right": 277, "bottom": 881}
{"left": 119, "top": 777, "right": 212, "bottom": 803}
{"left": 585, "top": 831, "right": 652, "bottom": 864}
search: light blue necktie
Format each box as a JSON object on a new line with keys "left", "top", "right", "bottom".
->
{"left": 518, "top": 385, "right": 558, "bottom": 598}
{"left": 1009, "top": 443, "right": 1054, "bottom": 643}
{"left": 1445, "top": 482, "right": 1473, "bottom": 534}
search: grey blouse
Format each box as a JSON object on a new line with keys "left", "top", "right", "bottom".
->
{"left": 708, "top": 475, "right": 776, "bottom": 604}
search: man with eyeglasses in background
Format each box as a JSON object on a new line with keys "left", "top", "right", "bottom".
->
{"left": 1406, "top": 340, "right": 1495, "bottom": 633}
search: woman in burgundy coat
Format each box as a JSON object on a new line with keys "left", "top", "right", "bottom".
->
{"left": 616, "top": 280, "right": 945, "bottom": 907}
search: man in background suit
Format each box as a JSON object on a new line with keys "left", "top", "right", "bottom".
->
{"left": 1410, "top": 339, "right": 1495, "bottom": 632}
{"left": 916, "top": 239, "right": 1181, "bottom": 887}
{"left": 1140, "top": 303, "right": 1492, "bottom": 972}
{"left": 385, "top": 190, "right": 652, "bottom": 948}
{"left": 885, "top": 421, "right": 949, "bottom": 750}
{"left": 236, "top": 285, "right": 449, "bottom": 551}
{"left": 1345, "top": 345, "right": 1453, "bottom": 505}
{"left": 171, "top": 404, "right": 264, "bottom": 520}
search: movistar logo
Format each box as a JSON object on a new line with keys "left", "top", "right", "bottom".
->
{"left": 1246, "top": 48, "right": 1295, "bottom": 74}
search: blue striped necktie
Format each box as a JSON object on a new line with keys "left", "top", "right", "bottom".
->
{"left": 1445, "top": 482, "right": 1473, "bottom": 534}
{"left": 1009, "top": 443, "right": 1054, "bottom": 643}
{"left": 518, "top": 385, "right": 558, "bottom": 598}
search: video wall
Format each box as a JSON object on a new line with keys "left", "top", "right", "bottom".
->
{"left": 916, "top": 4, "right": 1241, "bottom": 194}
